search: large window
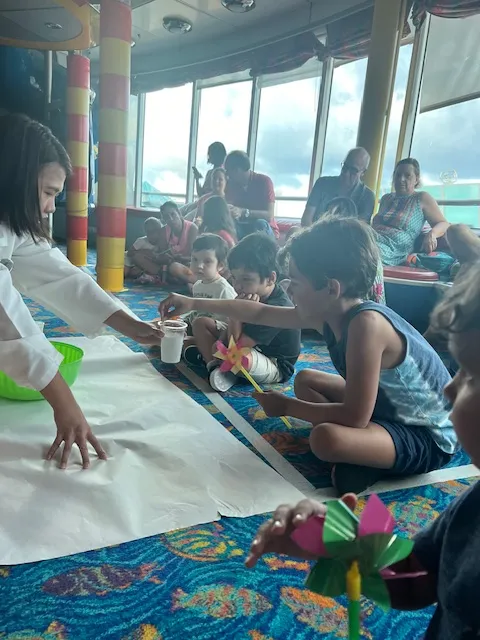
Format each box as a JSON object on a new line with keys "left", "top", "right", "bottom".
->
{"left": 411, "top": 99, "right": 480, "bottom": 227}
{"left": 195, "top": 81, "right": 252, "bottom": 180}
{"left": 323, "top": 44, "right": 412, "bottom": 191}
{"left": 323, "top": 58, "right": 368, "bottom": 177}
{"left": 142, "top": 84, "right": 193, "bottom": 208}
{"left": 254, "top": 76, "right": 321, "bottom": 219}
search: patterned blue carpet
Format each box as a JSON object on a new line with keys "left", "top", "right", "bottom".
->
{"left": 0, "top": 250, "right": 475, "bottom": 639}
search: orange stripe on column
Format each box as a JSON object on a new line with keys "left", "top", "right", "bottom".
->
{"left": 96, "top": 207, "right": 126, "bottom": 238}
{"left": 99, "top": 74, "right": 129, "bottom": 111}
{"left": 98, "top": 142, "right": 127, "bottom": 177}
{"left": 67, "top": 215, "right": 89, "bottom": 240}
{"left": 100, "top": 0, "right": 132, "bottom": 41}
{"left": 67, "top": 54, "right": 90, "bottom": 89}
{"left": 68, "top": 114, "right": 89, "bottom": 143}
{"left": 68, "top": 166, "right": 88, "bottom": 193}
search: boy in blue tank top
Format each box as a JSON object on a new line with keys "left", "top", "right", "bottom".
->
{"left": 159, "top": 218, "right": 457, "bottom": 494}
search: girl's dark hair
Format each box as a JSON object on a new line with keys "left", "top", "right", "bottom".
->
{"left": 430, "top": 262, "right": 480, "bottom": 335}
{"left": 0, "top": 113, "right": 72, "bottom": 241}
{"left": 395, "top": 157, "right": 421, "bottom": 179}
{"left": 208, "top": 142, "right": 227, "bottom": 167}
{"left": 288, "top": 217, "right": 379, "bottom": 299}
{"left": 200, "top": 196, "right": 237, "bottom": 241}
{"left": 160, "top": 201, "right": 180, "bottom": 215}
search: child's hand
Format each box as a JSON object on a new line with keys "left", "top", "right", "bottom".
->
{"left": 253, "top": 390, "right": 289, "bottom": 417}
{"left": 159, "top": 293, "right": 194, "bottom": 319}
{"left": 237, "top": 292, "right": 260, "bottom": 303}
{"left": 246, "top": 494, "right": 357, "bottom": 568}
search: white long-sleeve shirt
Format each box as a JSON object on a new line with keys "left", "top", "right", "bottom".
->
{"left": 0, "top": 225, "right": 122, "bottom": 391}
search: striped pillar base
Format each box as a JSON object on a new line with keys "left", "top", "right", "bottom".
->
{"left": 96, "top": 0, "right": 131, "bottom": 292}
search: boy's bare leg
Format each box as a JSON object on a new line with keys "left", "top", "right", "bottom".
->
{"left": 169, "top": 262, "right": 196, "bottom": 285}
{"left": 132, "top": 253, "right": 162, "bottom": 276}
{"left": 310, "top": 421, "right": 396, "bottom": 469}
{"left": 446, "top": 224, "right": 480, "bottom": 265}
{"left": 294, "top": 369, "right": 346, "bottom": 404}
{"left": 192, "top": 317, "right": 221, "bottom": 364}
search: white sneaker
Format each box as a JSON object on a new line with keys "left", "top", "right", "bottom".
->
{"left": 209, "top": 367, "right": 237, "bottom": 392}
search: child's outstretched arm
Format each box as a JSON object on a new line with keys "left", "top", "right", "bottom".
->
{"left": 159, "top": 293, "right": 304, "bottom": 329}
{"left": 258, "top": 311, "right": 384, "bottom": 427}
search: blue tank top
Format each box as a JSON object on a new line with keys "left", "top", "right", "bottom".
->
{"left": 323, "top": 301, "right": 458, "bottom": 454}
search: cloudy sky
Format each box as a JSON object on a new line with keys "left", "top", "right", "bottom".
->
{"left": 142, "top": 41, "right": 480, "bottom": 219}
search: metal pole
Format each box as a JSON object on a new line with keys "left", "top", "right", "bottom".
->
{"left": 186, "top": 81, "right": 200, "bottom": 204}
{"left": 247, "top": 77, "right": 261, "bottom": 167}
{"left": 309, "top": 55, "right": 334, "bottom": 191}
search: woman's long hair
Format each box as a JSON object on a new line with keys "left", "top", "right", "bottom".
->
{"left": 0, "top": 114, "right": 72, "bottom": 241}
{"left": 199, "top": 196, "right": 237, "bottom": 241}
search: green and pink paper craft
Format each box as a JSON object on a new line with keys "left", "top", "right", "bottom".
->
{"left": 291, "top": 494, "right": 426, "bottom": 639}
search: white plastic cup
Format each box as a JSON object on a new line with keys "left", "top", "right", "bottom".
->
{"left": 160, "top": 319, "right": 187, "bottom": 364}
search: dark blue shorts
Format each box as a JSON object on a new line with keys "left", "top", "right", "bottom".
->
{"left": 376, "top": 420, "right": 453, "bottom": 476}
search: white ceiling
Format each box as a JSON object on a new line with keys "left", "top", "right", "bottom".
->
{"left": 0, "top": 0, "right": 371, "bottom": 74}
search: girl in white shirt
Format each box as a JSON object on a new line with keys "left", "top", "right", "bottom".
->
{"left": 0, "top": 114, "right": 162, "bottom": 469}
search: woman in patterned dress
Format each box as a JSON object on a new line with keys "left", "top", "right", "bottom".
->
{"left": 373, "top": 158, "right": 449, "bottom": 266}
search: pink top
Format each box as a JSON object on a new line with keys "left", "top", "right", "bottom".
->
{"left": 217, "top": 230, "right": 236, "bottom": 249}
{"left": 165, "top": 219, "right": 194, "bottom": 257}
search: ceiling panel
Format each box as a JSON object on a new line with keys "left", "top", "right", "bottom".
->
{"left": 0, "top": 1, "right": 59, "bottom": 10}
{"left": 0, "top": 7, "right": 82, "bottom": 42}
{"left": 132, "top": 0, "right": 222, "bottom": 37}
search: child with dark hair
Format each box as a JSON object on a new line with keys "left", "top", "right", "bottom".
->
{"left": 180, "top": 232, "right": 301, "bottom": 392}
{"left": 247, "top": 261, "right": 480, "bottom": 639}
{"left": 160, "top": 219, "right": 456, "bottom": 493}
{"left": 183, "top": 234, "right": 236, "bottom": 363}
{"left": 199, "top": 196, "right": 237, "bottom": 249}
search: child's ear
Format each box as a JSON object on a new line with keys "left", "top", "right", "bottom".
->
{"left": 268, "top": 271, "right": 277, "bottom": 286}
{"left": 326, "top": 278, "right": 341, "bottom": 298}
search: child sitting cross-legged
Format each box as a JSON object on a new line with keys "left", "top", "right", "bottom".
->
{"left": 124, "top": 217, "right": 163, "bottom": 280}
{"left": 183, "top": 233, "right": 236, "bottom": 362}
{"left": 160, "top": 218, "right": 457, "bottom": 494}
{"left": 246, "top": 262, "right": 480, "bottom": 638}
{"left": 182, "top": 232, "right": 301, "bottom": 393}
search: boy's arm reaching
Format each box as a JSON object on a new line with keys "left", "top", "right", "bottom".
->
{"left": 159, "top": 293, "right": 305, "bottom": 329}
{"left": 258, "top": 311, "right": 384, "bottom": 427}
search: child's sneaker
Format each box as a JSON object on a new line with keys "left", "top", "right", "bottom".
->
{"left": 183, "top": 345, "right": 206, "bottom": 368}
{"left": 209, "top": 367, "right": 237, "bottom": 392}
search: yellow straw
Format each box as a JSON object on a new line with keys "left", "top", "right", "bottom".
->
{"left": 240, "top": 366, "right": 293, "bottom": 430}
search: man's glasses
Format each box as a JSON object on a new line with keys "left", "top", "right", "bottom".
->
{"left": 341, "top": 163, "right": 364, "bottom": 176}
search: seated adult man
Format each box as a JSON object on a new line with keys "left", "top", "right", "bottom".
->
{"left": 224, "top": 150, "right": 279, "bottom": 240}
{"left": 302, "top": 147, "right": 374, "bottom": 227}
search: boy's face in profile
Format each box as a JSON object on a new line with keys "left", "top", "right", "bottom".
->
{"left": 288, "top": 258, "right": 332, "bottom": 323}
{"left": 190, "top": 249, "right": 221, "bottom": 281}
{"left": 445, "top": 330, "right": 480, "bottom": 467}
{"left": 231, "top": 268, "right": 274, "bottom": 298}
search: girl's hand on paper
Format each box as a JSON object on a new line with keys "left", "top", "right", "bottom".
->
{"left": 245, "top": 494, "right": 357, "bottom": 568}
{"left": 41, "top": 372, "right": 107, "bottom": 469}
{"left": 48, "top": 405, "right": 107, "bottom": 469}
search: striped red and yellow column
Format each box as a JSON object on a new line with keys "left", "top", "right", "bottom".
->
{"left": 66, "top": 52, "right": 90, "bottom": 266}
{"left": 97, "top": 0, "right": 131, "bottom": 291}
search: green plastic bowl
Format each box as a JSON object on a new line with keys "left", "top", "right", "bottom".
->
{"left": 0, "top": 341, "right": 84, "bottom": 401}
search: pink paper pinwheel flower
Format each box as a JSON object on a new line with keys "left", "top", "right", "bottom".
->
{"left": 214, "top": 336, "right": 251, "bottom": 375}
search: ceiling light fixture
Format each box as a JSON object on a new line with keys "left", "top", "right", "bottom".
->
{"left": 221, "top": 0, "right": 256, "bottom": 13}
{"left": 44, "top": 22, "right": 63, "bottom": 30}
{"left": 162, "top": 16, "right": 193, "bottom": 34}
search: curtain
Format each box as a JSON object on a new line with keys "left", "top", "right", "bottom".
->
{"left": 413, "top": 0, "right": 480, "bottom": 27}
{"left": 132, "top": 32, "right": 323, "bottom": 94}
{"left": 326, "top": 5, "right": 412, "bottom": 61}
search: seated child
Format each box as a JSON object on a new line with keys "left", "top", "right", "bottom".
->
{"left": 124, "top": 217, "right": 163, "bottom": 279}
{"left": 182, "top": 232, "right": 301, "bottom": 393}
{"left": 160, "top": 218, "right": 457, "bottom": 493}
{"left": 246, "top": 261, "right": 480, "bottom": 638}
{"left": 198, "top": 196, "right": 237, "bottom": 249}
{"left": 183, "top": 234, "right": 236, "bottom": 358}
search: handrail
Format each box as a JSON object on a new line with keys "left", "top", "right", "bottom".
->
{"left": 437, "top": 200, "right": 480, "bottom": 207}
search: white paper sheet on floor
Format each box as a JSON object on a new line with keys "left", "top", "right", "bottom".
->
{"left": 0, "top": 336, "right": 305, "bottom": 565}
